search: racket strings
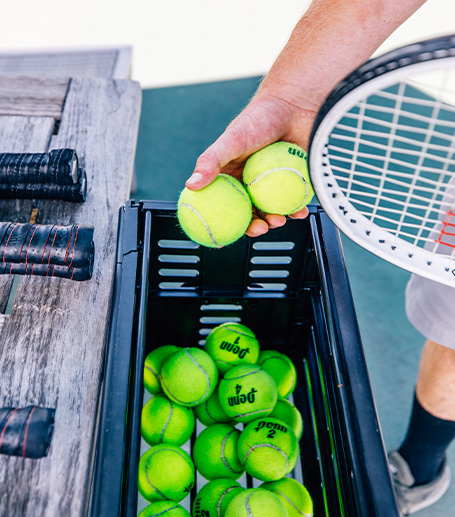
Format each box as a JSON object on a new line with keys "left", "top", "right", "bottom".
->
{"left": 327, "top": 69, "right": 455, "bottom": 260}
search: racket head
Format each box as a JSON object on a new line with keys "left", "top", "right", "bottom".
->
{"left": 309, "top": 34, "right": 455, "bottom": 286}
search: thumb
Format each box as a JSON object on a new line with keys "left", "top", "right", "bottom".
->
{"left": 186, "top": 98, "right": 290, "bottom": 190}
{"left": 185, "top": 146, "right": 223, "bottom": 190}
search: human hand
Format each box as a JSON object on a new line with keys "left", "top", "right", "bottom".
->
{"left": 185, "top": 92, "right": 317, "bottom": 237}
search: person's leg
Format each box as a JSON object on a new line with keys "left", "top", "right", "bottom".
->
{"left": 397, "top": 340, "right": 455, "bottom": 485}
{"left": 416, "top": 340, "right": 455, "bottom": 421}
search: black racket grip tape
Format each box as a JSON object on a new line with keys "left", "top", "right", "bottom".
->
{"left": 0, "top": 223, "right": 95, "bottom": 281}
{"left": 0, "top": 168, "right": 87, "bottom": 202}
{"left": 0, "top": 406, "right": 55, "bottom": 459}
{"left": 0, "top": 149, "right": 78, "bottom": 186}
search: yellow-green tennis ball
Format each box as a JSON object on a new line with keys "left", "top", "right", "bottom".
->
{"left": 257, "top": 350, "right": 297, "bottom": 398}
{"left": 141, "top": 394, "right": 195, "bottom": 446}
{"left": 144, "top": 345, "right": 180, "bottom": 395}
{"left": 225, "top": 488, "right": 288, "bottom": 517}
{"left": 177, "top": 174, "right": 252, "bottom": 248}
{"left": 138, "top": 444, "right": 195, "bottom": 503}
{"left": 205, "top": 322, "right": 260, "bottom": 373}
{"left": 237, "top": 417, "right": 299, "bottom": 481}
{"left": 261, "top": 478, "right": 313, "bottom": 517}
{"left": 193, "top": 478, "right": 244, "bottom": 517}
{"left": 161, "top": 347, "right": 218, "bottom": 407}
{"left": 194, "top": 387, "right": 233, "bottom": 426}
{"left": 193, "top": 423, "right": 244, "bottom": 480}
{"left": 243, "top": 141, "right": 314, "bottom": 215}
{"left": 218, "top": 364, "right": 277, "bottom": 423}
{"left": 270, "top": 397, "right": 303, "bottom": 440}
{"left": 138, "top": 501, "right": 191, "bottom": 517}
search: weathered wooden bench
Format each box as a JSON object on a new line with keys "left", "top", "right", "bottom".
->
{"left": 0, "top": 75, "right": 141, "bottom": 516}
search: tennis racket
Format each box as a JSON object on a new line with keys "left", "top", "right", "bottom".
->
{"left": 309, "top": 34, "right": 455, "bottom": 286}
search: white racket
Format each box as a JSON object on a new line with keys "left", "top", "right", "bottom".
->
{"left": 309, "top": 34, "right": 455, "bottom": 286}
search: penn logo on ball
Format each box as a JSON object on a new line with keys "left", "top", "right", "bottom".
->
{"left": 205, "top": 322, "right": 260, "bottom": 373}
{"left": 218, "top": 364, "right": 277, "bottom": 423}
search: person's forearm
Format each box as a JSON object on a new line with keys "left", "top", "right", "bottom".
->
{"left": 257, "top": 0, "right": 427, "bottom": 113}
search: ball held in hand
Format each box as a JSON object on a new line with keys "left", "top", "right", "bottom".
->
{"left": 243, "top": 141, "right": 314, "bottom": 215}
{"left": 178, "top": 174, "right": 252, "bottom": 248}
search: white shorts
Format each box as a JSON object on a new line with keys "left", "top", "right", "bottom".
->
{"left": 406, "top": 175, "right": 455, "bottom": 350}
{"left": 406, "top": 273, "right": 455, "bottom": 350}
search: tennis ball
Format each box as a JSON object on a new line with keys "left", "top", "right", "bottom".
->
{"left": 193, "top": 478, "right": 244, "bottom": 517}
{"left": 193, "top": 423, "right": 244, "bottom": 480}
{"left": 225, "top": 488, "right": 288, "bottom": 517}
{"left": 257, "top": 350, "right": 297, "bottom": 398}
{"left": 218, "top": 364, "right": 277, "bottom": 423}
{"left": 261, "top": 478, "right": 313, "bottom": 517}
{"left": 161, "top": 347, "right": 218, "bottom": 407}
{"left": 138, "top": 444, "right": 195, "bottom": 503}
{"left": 144, "top": 345, "right": 180, "bottom": 395}
{"left": 138, "top": 501, "right": 191, "bottom": 517}
{"left": 243, "top": 141, "right": 314, "bottom": 215}
{"left": 141, "top": 394, "right": 195, "bottom": 446}
{"left": 177, "top": 173, "right": 252, "bottom": 248}
{"left": 270, "top": 397, "right": 303, "bottom": 440}
{"left": 194, "top": 387, "right": 233, "bottom": 426}
{"left": 237, "top": 417, "right": 299, "bottom": 481}
{"left": 205, "top": 322, "right": 260, "bottom": 373}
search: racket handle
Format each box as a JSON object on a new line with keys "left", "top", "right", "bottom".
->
{"left": 0, "top": 406, "right": 55, "bottom": 459}
{"left": 0, "top": 149, "right": 79, "bottom": 186}
{"left": 0, "top": 222, "right": 95, "bottom": 281}
{"left": 0, "top": 168, "right": 87, "bottom": 202}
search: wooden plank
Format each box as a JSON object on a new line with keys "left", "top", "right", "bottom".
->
{"left": 0, "top": 115, "right": 55, "bottom": 311}
{"left": 0, "top": 77, "right": 141, "bottom": 516}
{"left": 0, "top": 47, "right": 132, "bottom": 79}
{"left": 0, "top": 76, "right": 69, "bottom": 119}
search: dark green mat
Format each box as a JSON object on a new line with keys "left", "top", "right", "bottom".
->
{"left": 134, "top": 78, "right": 454, "bottom": 515}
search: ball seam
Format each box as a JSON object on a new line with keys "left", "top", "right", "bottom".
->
{"left": 160, "top": 399, "right": 173, "bottom": 443}
{"left": 243, "top": 444, "right": 289, "bottom": 471}
{"left": 224, "top": 368, "right": 262, "bottom": 380}
{"left": 179, "top": 202, "right": 218, "bottom": 247}
{"left": 217, "top": 486, "right": 239, "bottom": 517}
{"left": 271, "top": 489, "right": 311, "bottom": 516}
{"left": 221, "top": 429, "right": 243, "bottom": 474}
{"left": 219, "top": 174, "right": 250, "bottom": 203}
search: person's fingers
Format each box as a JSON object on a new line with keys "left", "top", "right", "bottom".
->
{"left": 289, "top": 206, "right": 310, "bottom": 219}
{"left": 245, "top": 215, "right": 269, "bottom": 237}
{"left": 264, "top": 213, "right": 287, "bottom": 228}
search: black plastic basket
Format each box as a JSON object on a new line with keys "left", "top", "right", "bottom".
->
{"left": 90, "top": 200, "right": 399, "bottom": 517}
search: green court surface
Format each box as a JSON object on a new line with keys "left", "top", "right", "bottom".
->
{"left": 134, "top": 77, "right": 455, "bottom": 516}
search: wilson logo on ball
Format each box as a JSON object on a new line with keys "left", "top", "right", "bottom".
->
{"left": 228, "top": 386, "right": 257, "bottom": 406}
{"left": 219, "top": 337, "right": 251, "bottom": 359}
{"left": 288, "top": 146, "right": 305, "bottom": 159}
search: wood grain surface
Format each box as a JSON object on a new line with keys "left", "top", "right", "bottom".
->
{"left": 0, "top": 76, "right": 69, "bottom": 119}
{"left": 0, "top": 77, "right": 141, "bottom": 516}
